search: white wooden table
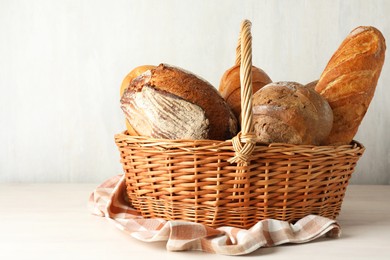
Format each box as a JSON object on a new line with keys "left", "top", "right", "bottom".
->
{"left": 0, "top": 184, "right": 389, "bottom": 259}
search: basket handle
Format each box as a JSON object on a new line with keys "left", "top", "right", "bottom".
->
{"left": 228, "top": 20, "right": 257, "bottom": 164}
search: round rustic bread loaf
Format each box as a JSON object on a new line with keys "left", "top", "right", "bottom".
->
{"left": 252, "top": 81, "right": 333, "bottom": 145}
{"left": 219, "top": 65, "right": 272, "bottom": 119}
{"left": 120, "top": 64, "right": 238, "bottom": 140}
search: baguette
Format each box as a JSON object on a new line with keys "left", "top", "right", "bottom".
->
{"left": 315, "top": 26, "right": 386, "bottom": 145}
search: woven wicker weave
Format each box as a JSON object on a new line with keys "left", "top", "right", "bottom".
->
{"left": 115, "top": 20, "right": 365, "bottom": 228}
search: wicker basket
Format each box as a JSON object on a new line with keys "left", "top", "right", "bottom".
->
{"left": 115, "top": 20, "right": 365, "bottom": 229}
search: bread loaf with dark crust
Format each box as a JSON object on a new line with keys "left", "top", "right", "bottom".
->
{"left": 315, "top": 26, "right": 386, "bottom": 145}
{"left": 252, "top": 81, "right": 333, "bottom": 145}
{"left": 120, "top": 64, "right": 238, "bottom": 140}
{"left": 219, "top": 65, "right": 272, "bottom": 119}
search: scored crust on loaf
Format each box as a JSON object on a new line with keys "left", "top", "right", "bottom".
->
{"left": 121, "top": 85, "right": 209, "bottom": 139}
{"left": 121, "top": 64, "right": 238, "bottom": 140}
{"left": 317, "top": 28, "right": 385, "bottom": 99}
{"left": 315, "top": 26, "right": 386, "bottom": 145}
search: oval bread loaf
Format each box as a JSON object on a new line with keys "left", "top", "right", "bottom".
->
{"left": 120, "top": 64, "right": 238, "bottom": 140}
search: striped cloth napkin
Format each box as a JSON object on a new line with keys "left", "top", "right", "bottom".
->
{"left": 88, "top": 174, "right": 341, "bottom": 255}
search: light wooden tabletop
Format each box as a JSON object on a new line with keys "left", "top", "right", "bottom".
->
{"left": 0, "top": 183, "right": 389, "bottom": 259}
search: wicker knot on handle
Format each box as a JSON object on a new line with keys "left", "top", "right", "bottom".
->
{"left": 228, "top": 20, "right": 256, "bottom": 165}
{"left": 229, "top": 132, "right": 257, "bottom": 163}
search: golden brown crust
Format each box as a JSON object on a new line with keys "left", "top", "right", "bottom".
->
{"left": 124, "top": 64, "right": 238, "bottom": 140}
{"left": 252, "top": 82, "right": 333, "bottom": 145}
{"left": 315, "top": 26, "right": 386, "bottom": 145}
{"left": 218, "top": 65, "right": 272, "bottom": 119}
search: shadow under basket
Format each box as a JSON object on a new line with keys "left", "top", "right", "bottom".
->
{"left": 115, "top": 133, "right": 365, "bottom": 229}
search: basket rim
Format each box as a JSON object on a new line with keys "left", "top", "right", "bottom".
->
{"left": 115, "top": 130, "right": 365, "bottom": 154}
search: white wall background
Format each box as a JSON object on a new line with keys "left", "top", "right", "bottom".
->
{"left": 0, "top": 0, "right": 389, "bottom": 184}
